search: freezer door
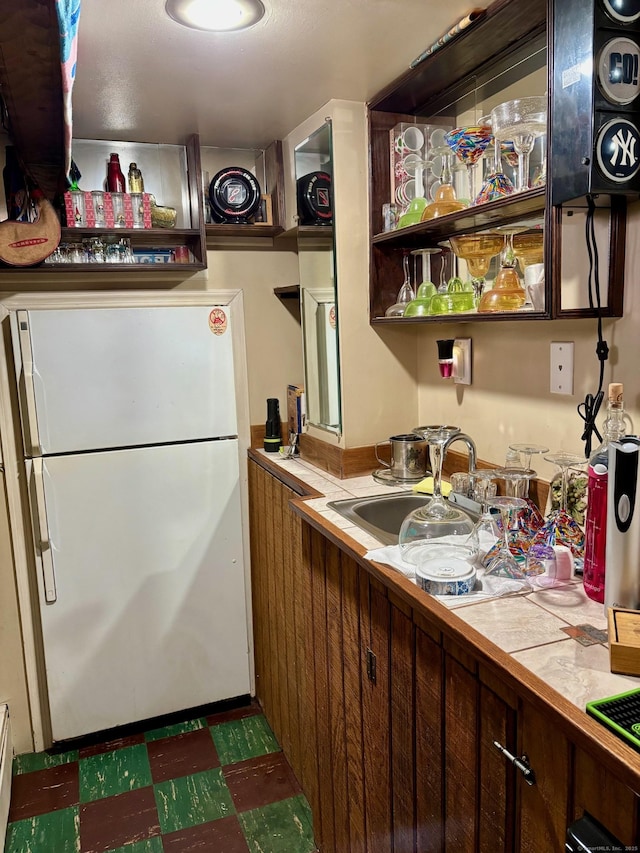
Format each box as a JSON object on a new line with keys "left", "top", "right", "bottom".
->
{"left": 15, "top": 305, "right": 237, "bottom": 455}
{"left": 29, "top": 439, "right": 250, "bottom": 742}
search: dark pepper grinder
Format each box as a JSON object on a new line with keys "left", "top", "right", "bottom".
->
{"left": 264, "top": 398, "right": 282, "bottom": 453}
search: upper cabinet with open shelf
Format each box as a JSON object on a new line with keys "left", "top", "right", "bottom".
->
{"left": 367, "top": 0, "right": 627, "bottom": 324}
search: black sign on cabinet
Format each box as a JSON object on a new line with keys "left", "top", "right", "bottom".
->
{"left": 551, "top": 0, "right": 640, "bottom": 204}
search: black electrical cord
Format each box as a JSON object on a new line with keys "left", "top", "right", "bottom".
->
{"left": 577, "top": 195, "right": 609, "bottom": 458}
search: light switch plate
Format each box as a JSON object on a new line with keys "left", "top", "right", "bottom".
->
{"left": 453, "top": 338, "right": 472, "bottom": 385}
{"left": 550, "top": 341, "right": 574, "bottom": 395}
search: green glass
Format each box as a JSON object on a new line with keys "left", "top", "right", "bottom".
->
{"left": 428, "top": 291, "right": 476, "bottom": 314}
{"left": 404, "top": 281, "right": 437, "bottom": 316}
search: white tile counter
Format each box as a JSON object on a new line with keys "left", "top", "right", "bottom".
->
{"left": 253, "top": 449, "right": 640, "bottom": 713}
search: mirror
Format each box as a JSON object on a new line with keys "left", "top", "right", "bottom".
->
{"left": 295, "top": 121, "right": 342, "bottom": 434}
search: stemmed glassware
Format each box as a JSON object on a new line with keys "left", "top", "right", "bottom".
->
{"left": 385, "top": 252, "right": 415, "bottom": 317}
{"left": 444, "top": 125, "right": 494, "bottom": 205}
{"left": 404, "top": 248, "right": 440, "bottom": 317}
{"left": 469, "top": 469, "right": 501, "bottom": 561}
{"left": 478, "top": 225, "right": 527, "bottom": 313}
{"left": 490, "top": 97, "right": 547, "bottom": 193}
{"left": 449, "top": 232, "right": 504, "bottom": 304}
{"left": 530, "top": 451, "right": 586, "bottom": 559}
{"left": 399, "top": 425, "right": 476, "bottom": 565}
{"left": 475, "top": 115, "right": 515, "bottom": 204}
{"left": 484, "top": 496, "right": 528, "bottom": 578}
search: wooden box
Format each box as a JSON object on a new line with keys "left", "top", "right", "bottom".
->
{"left": 608, "top": 607, "right": 640, "bottom": 677}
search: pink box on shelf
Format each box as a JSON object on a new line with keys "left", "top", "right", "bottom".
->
{"left": 122, "top": 193, "right": 135, "bottom": 228}
{"left": 103, "top": 192, "right": 115, "bottom": 228}
{"left": 83, "top": 191, "right": 96, "bottom": 227}
{"left": 141, "top": 193, "right": 152, "bottom": 228}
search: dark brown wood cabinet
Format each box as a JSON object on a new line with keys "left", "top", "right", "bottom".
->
{"left": 248, "top": 455, "right": 640, "bottom": 851}
{"left": 366, "top": 0, "right": 626, "bottom": 325}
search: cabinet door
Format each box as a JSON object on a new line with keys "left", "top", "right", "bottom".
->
{"left": 361, "top": 577, "right": 392, "bottom": 852}
{"left": 572, "top": 748, "right": 640, "bottom": 848}
{"left": 478, "top": 684, "right": 516, "bottom": 852}
{"left": 444, "top": 651, "right": 479, "bottom": 850}
{"left": 390, "top": 598, "right": 415, "bottom": 853}
{"left": 415, "top": 622, "right": 444, "bottom": 853}
{"left": 517, "top": 701, "right": 570, "bottom": 851}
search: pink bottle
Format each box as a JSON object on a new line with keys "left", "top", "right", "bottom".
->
{"left": 583, "top": 383, "right": 627, "bottom": 602}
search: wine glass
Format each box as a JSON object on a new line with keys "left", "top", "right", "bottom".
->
{"left": 444, "top": 125, "right": 494, "bottom": 206}
{"left": 509, "top": 442, "right": 549, "bottom": 471}
{"left": 490, "top": 97, "right": 547, "bottom": 193}
{"left": 475, "top": 114, "right": 515, "bottom": 204}
{"left": 399, "top": 425, "right": 476, "bottom": 565}
{"left": 496, "top": 466, "right": 544, "bottom": 557}
{"left": 385, "top": 252, "right": 415, "bottom": 317}
{"left": 477, "top": 226, "right": 527, "bottom": 313}
{"left": 484, "top": 496, "right": 528, "bottom": 578}
{"left": 449, "top": 232, "right": 504, "bottom": 304}
{"left": 469, "top": 469, "right": 501, "bottom": 560}
{"left": 530, "top": 451, "right": 586, "bottom": 559}
{"left": 404, "top": 248, "right": 440, "bottom": 316}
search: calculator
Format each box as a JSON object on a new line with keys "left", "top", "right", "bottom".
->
{"left": 586, "top": 687, "right": 640, "bottom": 751}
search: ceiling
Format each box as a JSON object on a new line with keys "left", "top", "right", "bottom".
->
{"left": 72, "top": 0, "right": 493, "bottom": 150}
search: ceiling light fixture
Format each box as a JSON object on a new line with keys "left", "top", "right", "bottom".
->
{"left": 165, "top": 0, "right": 265, "bottom": 32}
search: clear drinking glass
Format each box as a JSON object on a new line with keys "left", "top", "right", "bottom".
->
{"left": 490, "top": 97, "right": 547, "bottom": 192}
{"left": 399, "top": 425, "right": 476, "bottom": 565}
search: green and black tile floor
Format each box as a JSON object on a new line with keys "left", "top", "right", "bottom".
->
{"left": 5, "top": 703, "right": 317, "bottom": 852}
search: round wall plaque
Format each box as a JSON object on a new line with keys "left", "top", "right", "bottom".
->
{"left": 296, "top": 171, "right": 333, "bottom": 225}
{"left": 209, "top": 167, "right": 261, "bottom": 224}
{"left": 602, "top": 0, "right": 640, "bottom": 24}
{"left": 595, "top": 117, "right": 640, "bottom": 182}
{"left": 597, "top": 36, "right": 640, "bottom": 104}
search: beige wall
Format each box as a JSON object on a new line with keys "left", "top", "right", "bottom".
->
{"left": 283, "top": 100, "right": 419, "bottom": 449}
{"left": 412, "top": 201, "right": 640, "bottom": 484}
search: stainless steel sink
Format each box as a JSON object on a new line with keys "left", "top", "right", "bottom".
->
{"left": 326, "top": 493, "right": 433, "bottom": 545}
{"left": 326, "top": 492, "right": 481, "bottom": 546}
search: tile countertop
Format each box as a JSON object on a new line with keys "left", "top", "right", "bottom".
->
{"left": 252, "top": 450, "right": 640, "bottom": 714}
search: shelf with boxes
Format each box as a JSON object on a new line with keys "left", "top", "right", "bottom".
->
{"left": 0, "top": 135, "right": 207, "bottom": 276}
{"left": 367, "top": 0, "right": 626, "bottom": 324}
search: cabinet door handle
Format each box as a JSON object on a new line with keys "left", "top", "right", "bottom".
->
{"left": 493, "top": 740, "right": 536, "bottom": 786}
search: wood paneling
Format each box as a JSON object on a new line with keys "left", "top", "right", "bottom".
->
{"left": 249, "top": 455, "right": 640, "bottom": 853}
{"left": 517, "top": 701, "right": 570, "bottom": 851}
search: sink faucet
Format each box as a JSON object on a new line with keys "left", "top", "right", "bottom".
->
{"left": 442, "top": 432, "right": 478, "bottom": 485}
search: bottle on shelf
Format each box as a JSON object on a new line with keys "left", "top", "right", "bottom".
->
{"left": 106, "top": 153, "right": 126, "bottom": 193}
{"left": 583, "top": 383, "right": 629, "bottom": 602}
{"left": 202, "top": 170, "right": 212, "bottom": 224}
{"left": 128, "top": 162, "right": 144, "bottom": 193}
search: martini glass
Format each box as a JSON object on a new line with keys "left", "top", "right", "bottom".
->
{"left": 444, "top": 125, "right": 493, "bottom": 206}
{"left": 484, "top": 496, "right": 528, "bottom": 578}
{"left": 490, "top": 97, "right": 547, "bottom": 192}
{"left": 385, "top": 252, "right": 415, "bottom": 317}
{"left": 399, "top": 425, "right": 476, "bottom": 565}
{"left": 477, "top": 226, "right": 527, "bottom": 313}
{"left": 508, "top": 443, "right": 548, "bottom": 532}
{"left": 530, "top": 451, "right": 586, "bottom": 560}
{"left": 449, "top": 232, "right": 504, "bottom": 304}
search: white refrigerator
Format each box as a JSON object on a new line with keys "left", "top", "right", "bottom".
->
{"left": 11, "top": 304, "right": 250, "bottom": 743}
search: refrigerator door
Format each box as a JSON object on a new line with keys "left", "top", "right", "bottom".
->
{"left": 15, "top": 305, "right": 237, "bottom": 456}
{"left": 29, "top": 439, "right": 249, "bottom": 742}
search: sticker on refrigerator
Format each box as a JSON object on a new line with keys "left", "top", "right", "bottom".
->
{"left": 208, "top": 308, "right": 227, "bottom": 335}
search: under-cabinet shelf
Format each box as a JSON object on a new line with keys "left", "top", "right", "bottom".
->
{"left": 371, "top": 188, "right": 546, "bottom": 249}
{"left": 206, "top": 224, "right": 285, "bottom": 240}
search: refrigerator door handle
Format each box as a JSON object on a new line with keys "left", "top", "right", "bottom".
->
{"left": 17, "top": 310, "right": 41, "bottom": 456}
{"left": 31, "top": 458, "right": 57, "bottom": 603}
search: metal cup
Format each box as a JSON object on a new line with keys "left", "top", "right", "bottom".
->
{"left": 375, "top": 434, "right": 427, "bottom": 480}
